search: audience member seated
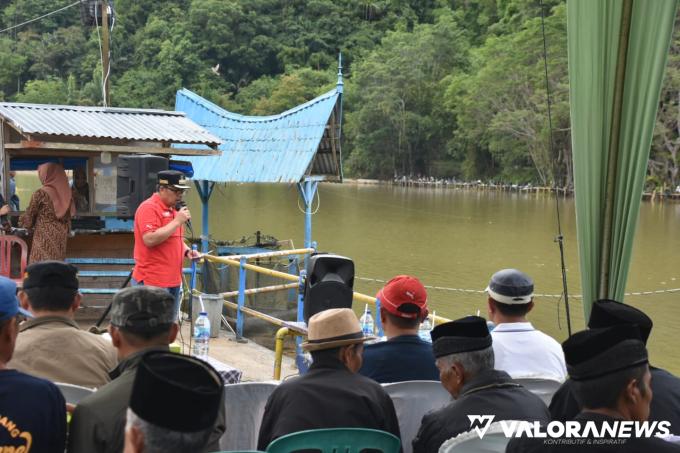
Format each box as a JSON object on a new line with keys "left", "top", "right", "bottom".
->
{"left": 9, "top": 261, "right": 117, "bottom": 387}
{"left": 550, "top": 299, "right": 680, "bottom": 434}
{"left": 486, "top": 268, "right": 567, "bottom": 381}
{"left": 359, "top": 275, "right": 439, "bottom": 383}
{"left": 0, "top": 276, "right": 67, "bottom": 452}
{"left": 412, "top": 316, "right": 550, "bottom": 453}
{"left": 257, "top": 308, "right": 401, "bottom": 450}
{"left": 68, "top": 286, "right": 226, "bottom": 453}
{"left": 123, "top": 350, "right": 224, "bottom": 453}
{"left": 507, "top": 325, "right": 680, "bottom": 452}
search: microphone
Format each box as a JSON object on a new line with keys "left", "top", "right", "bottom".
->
{"left": 175, "top": 201, "right": 193, "bottom": 234}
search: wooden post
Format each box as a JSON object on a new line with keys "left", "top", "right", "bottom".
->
{"left": 101, "top": 1, "right": 111, "bottom": 106}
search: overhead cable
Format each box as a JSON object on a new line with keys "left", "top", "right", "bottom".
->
{"left": 0, "top": 1, "right": 80, "bottom": 34}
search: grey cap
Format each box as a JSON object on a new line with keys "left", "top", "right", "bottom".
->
{"left": 485, "top": 268, "right": 534, "bottom": 305}
{"left": 110, "top": 286, "right": 176, "bottom": 331}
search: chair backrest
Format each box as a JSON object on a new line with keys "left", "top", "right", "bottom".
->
{"left": 382, "top": 380, "right": 451, "bottom": 453}
{"left": 438, "top": 421, "right": 514, "bottom": 453}
{"left": 219, "top": 381, "right": 280, "bottom": 451}
{"left": 55, "top": 382, "right": 95, "bottom": 404}
{"left": 512, "top": 376, "right": 563, "bottom": 406}
{"left": 266, "top": 428, "right": 401, "bottom": 453}
{"left": 0, "top": 235, "right": 27, "bottom": 284}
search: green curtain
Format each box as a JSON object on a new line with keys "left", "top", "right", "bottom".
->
{"left": 568, "top": 0, "right": 677, "bottom": 321}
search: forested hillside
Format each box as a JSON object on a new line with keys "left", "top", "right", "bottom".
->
{"left": 1, "top": 0, "right": 678, "bottom": 189}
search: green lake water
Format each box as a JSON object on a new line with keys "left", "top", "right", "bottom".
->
{"left": 186, "top": 183, "right": 680, "bottom": 374}
{"left": 14, "top": 175, "right": 679, "bottom": 373}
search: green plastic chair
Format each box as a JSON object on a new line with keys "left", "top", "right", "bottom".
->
{"left": 266, "top": 428, "right": 401, "bottom": 453}
{"left": 211, "top": 451, "right": 265, "bottom": 453}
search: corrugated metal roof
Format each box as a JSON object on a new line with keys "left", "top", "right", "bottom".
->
{"left": 0, "top": 102, "right": 222, "bottom": 146}
{"left": 174, "top": 87, "right": 342, "bottom": 183}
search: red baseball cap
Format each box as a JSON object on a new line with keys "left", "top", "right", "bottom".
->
{"left": 376, "top": 275, "right": 428, "bottom": 319}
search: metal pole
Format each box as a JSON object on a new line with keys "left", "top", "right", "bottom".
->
{"left": 274, "top": 327, "right": 291, "bottom": 380}
{"left": 287, "top": 256, "right": 298, "bottom": 304}
{"left": 298, "top": 178, "right": 319, "bottom": 271}
{"left": 296, "top": 270, "right": 306, "bottom": 373}
{"left": 201, "top": 180, "right": 210, "bottom": 253}
{"left": 236, "top": 256, "right": 247, "bottom": 340}
{"left": 101, "top": 1, "right": 110, "bottom": 106}
{"left": 188, "top": 243, "right": 198, "bottom": 322}
{"left": 374, "top": 298, "right": 384, "bottom": 337}
{"left": 218, "top": 282, "right": 298, "bottom": 299}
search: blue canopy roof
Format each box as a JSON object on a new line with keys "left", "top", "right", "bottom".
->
{"left": 174, "top": 86, "right": 343, "bottom": 183}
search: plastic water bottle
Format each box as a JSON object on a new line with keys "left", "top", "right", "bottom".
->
{"left": 418, "top": 315, "right": 433, "bottom": 342}
{"left": 359, "top": 305, "right": 375, "bottom": 336}
{"left": 192, "top": 312, "right": 210, "bottom": 359}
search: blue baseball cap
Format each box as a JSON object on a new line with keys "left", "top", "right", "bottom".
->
{"left": 0, "top": 277, "right": 32, "bottom": 322}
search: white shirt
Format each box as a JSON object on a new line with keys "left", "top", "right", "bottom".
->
{"left": 491, "top": 322, "right": 567, "bottom": 382}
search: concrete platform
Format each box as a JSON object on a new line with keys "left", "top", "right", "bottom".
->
{"left": 176, "top": 321, "right": 297, "bottom": 382}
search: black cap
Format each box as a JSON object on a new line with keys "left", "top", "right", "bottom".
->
{"left": 431, "top": 316, "right": 492, "bottom": 358}
{"left": 588, "top": 299, "right": 653, "bottom": 345}
{"left": 563, "top": 324, "right": 648, "bottom": 381}
{"left": 486, "top": 269, "right": 534, "bottom": 305}
{"left": 130, "top": 351, "right": 224, "bottom": 432}
{"left": 23, "top": 261, "right": 78, "bottom": 290}
{"left": 157, "top": 170, "right": 190, "bottom": 190}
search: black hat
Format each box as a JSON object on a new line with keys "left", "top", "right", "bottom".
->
{"left": 588, "top": 299, "right": 653, "bottom": 345}
{"left": 486, "top": 269, "right": 534, "bottom": 305}
{"left": 431, "top": 316, "right": 492, "bottom": 358}
{"left": 110, "top": 287, "right": 176, "bottom": 332}
{"left": 563, "top": 324, "right": 648, "bottom": 381}
{"left": 23, "top": 261, "right": 78, "bottom": 290}
{"left": 130, "top": 351, "right": 224, "bottom": 432}
{"left": 157, "top": 170, "right": 190, "bottom": 190}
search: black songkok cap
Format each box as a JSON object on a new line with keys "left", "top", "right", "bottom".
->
{"left": 431, "top": 316, "right": 492, "bottom": 358}
{"left": 23, "top": 261, "right": 78, "bottom": 290}
{"left": 563, "top": 324, "right": 648, "bottom": 381}
{"left": 588, "top": 299, "right": 653, "bottom": 345}
{"left": 130, "top": 351, "right": 224, "bottom": 432}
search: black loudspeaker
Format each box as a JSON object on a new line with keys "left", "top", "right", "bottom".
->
{"left": 303, "top": 254, "right": 355, "bottom": 323}
{"left": 117, "top": 154, "right": 168, "bottom": 217}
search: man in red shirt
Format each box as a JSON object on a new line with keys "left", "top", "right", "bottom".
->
{"left": 132, "top": 170, "right": 200, "bottom": 315}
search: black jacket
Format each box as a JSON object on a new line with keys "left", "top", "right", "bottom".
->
{"left": 411, "top": 369, "right": 550, "bottom": 453}
{"left": 257, "top": 357, "right": 401, "bottom": 450}
{"left": 68, "top": 347, "right": 225, "bottom": 453}
{"left": 506, "top": 412, "right": 680, "bottom": 452}
{"left": 550, "top": 366, "right": 680, "bottom": 434}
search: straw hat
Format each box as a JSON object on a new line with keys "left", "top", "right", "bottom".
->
{"left": 302, "top": 308, "right": 372, "bottom": 351}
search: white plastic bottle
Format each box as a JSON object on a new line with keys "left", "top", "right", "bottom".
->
{"left": 359, "top": 304, "right": 375, "bottom": 336}
{"left": 192, "top": 311, "right": 211, "bottom": 359}
{"left": 418, "top": 315, "right": 433, "bottom": 342}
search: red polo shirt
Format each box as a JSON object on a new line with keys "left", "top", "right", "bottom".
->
{"left": 132, "top": 193, "right": 184, "bottom": 287}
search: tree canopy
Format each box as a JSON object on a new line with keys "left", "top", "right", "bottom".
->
{"left": 0, "top": 0, "right": 677, "bottom": 189}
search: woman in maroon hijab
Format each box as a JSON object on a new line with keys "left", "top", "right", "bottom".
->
{"left": 20, "top": 162, "right": 75, "bottom": 263}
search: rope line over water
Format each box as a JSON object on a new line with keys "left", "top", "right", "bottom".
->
{"left": 354, "top": 276, "right": 680, "bottom": 299}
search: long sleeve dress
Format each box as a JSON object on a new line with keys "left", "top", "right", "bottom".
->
{"left": 20, "top": 188, "right": 71, "bottom": 263}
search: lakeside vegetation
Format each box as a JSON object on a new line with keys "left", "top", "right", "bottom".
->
{"left": 1, "top": 0, "right": 678, "bottom": 190}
